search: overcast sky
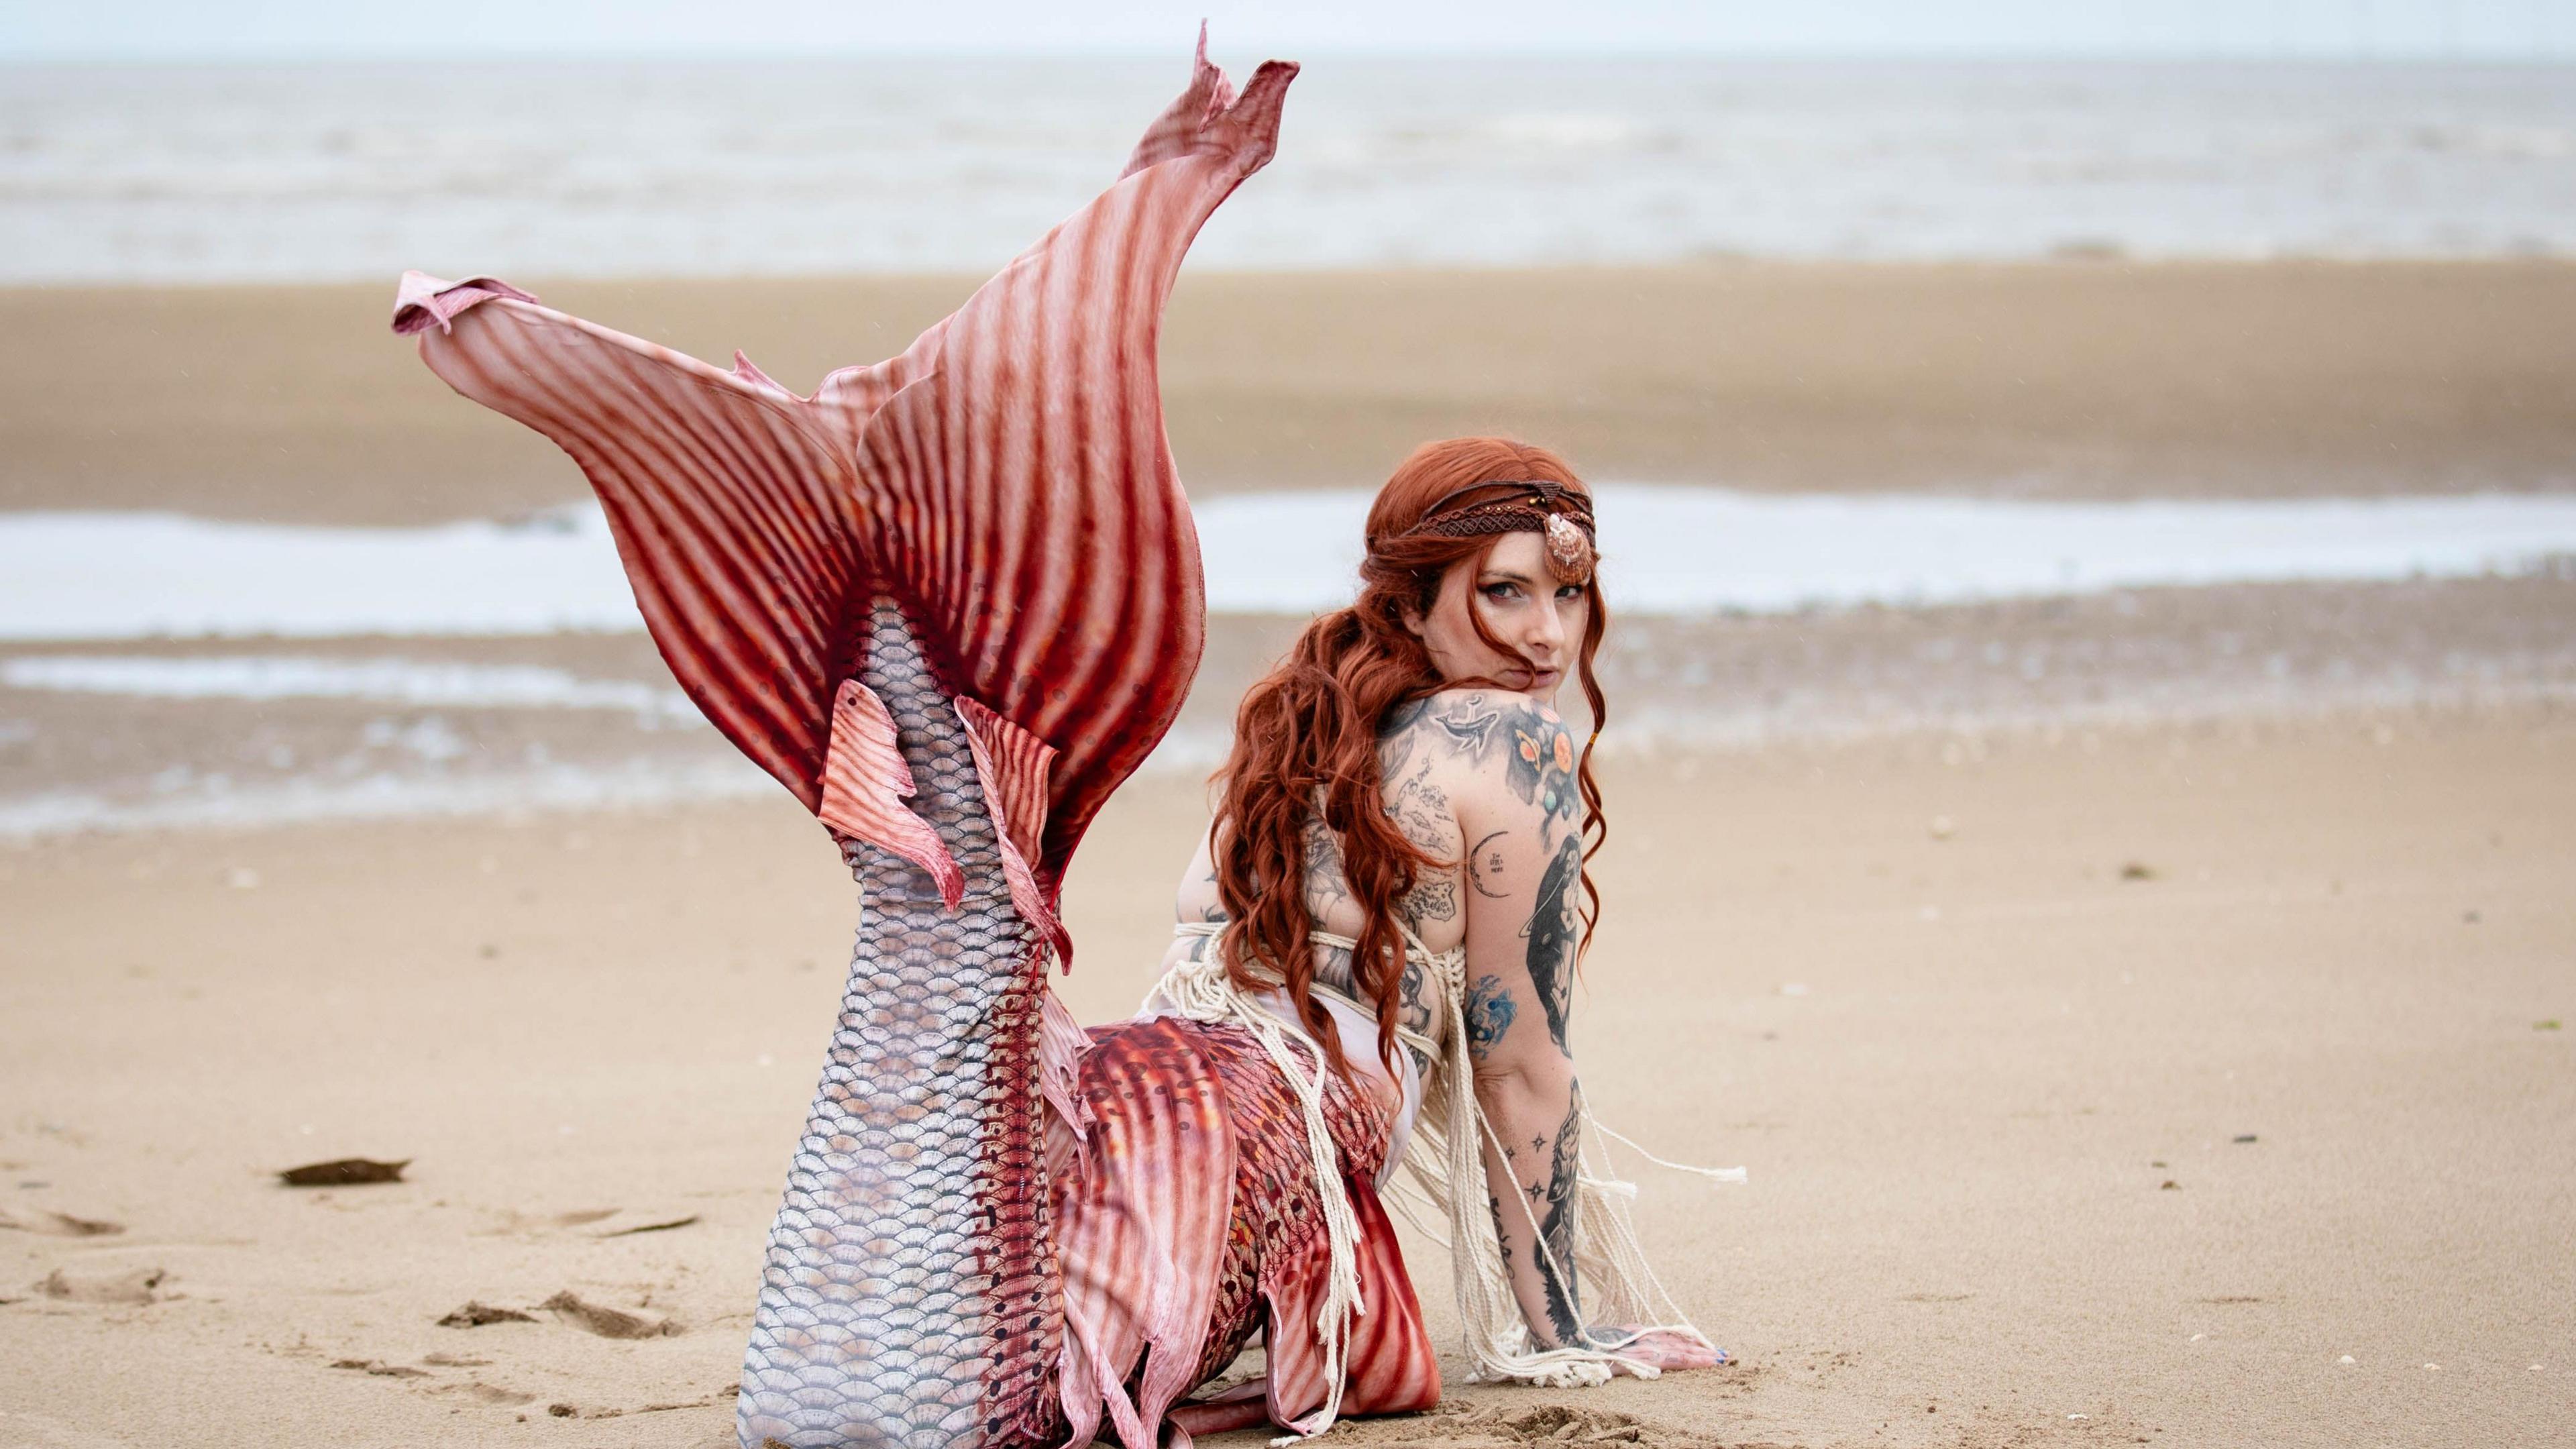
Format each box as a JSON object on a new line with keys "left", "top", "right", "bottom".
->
{"left": 5, "top": 0, "right": 2571, "bottom": 62}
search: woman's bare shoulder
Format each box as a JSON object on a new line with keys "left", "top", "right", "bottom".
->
{"left": 1379, "top": 688, "right": 1583, "bottom": 824}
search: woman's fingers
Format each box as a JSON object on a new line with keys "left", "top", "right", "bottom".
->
{"left": 1597, "top": 1328, "right": 1722, "bottom": 1373}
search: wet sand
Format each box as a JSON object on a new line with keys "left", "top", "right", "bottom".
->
{"left": 3, "top": 716, "right": 2571, "bottom": 1448}
{"left": 7, "top": 570, "right": 2576, "bottom": 837}
{"left": 5, "top": 260, "right": 2575, "bottom": 525}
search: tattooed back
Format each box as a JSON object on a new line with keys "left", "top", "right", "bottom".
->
{"left": 1165, "top": 688, "right": 1589, "bottom": 1089}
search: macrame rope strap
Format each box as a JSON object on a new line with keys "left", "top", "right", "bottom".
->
{"left": 1152, "top": 919, "right": 1746, "bottom": 1414}
{"left": 1155, "top": 922, "right": 1367, "bottom": 1442}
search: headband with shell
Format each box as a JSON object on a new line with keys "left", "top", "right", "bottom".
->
{"left": 1387, "top": 478, "right": 1597, "bottom": 585}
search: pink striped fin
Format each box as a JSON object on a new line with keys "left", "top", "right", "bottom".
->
{"left": 1259, "top": 1216, "right": 1336, "bottom": 1436}
{"left": 1337, "top": 1185, "right": 1443, "bottom": 1414}
{"left": 404, "top": 281, "right": 872, "bottom": 813}
{"left": 728, "top": 350, "right": 788, "bottom": 394}
{"left": 1118, "top": 23, "right": 1234, "bottom": 180}
{"left": 816, "top": 678, "right": 963, "bottom": 905}
{"left": 1053, "top": 1022, "right": 1237, "bottom": 1449}
{"left": 850, "top": 48, "right": 1297, "bottom": 891}
{"left": 953, "top": 696, "right": 1054, "bottom": 873}
{"left": 1256, "top": 1175, "right": 1441, "bottom": 1433}
{"left": 1038, "top": 987, "right": 1094, "bottom": 1181}
{"left": 395, "top": 38, "right": 1297, "bottom": 913}
{"left": 950, "top": 697, "right": 1067, "bottom": 965}
{"left": 392, "top": 271, "right": 535, "bottom": 335}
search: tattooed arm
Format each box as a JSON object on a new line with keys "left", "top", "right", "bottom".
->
{"left": 1449, "top": 696, "right": 1594, "bottom": 1351}
{"left": 1450, "top": 694, "right": 1715, "bottom": 1372}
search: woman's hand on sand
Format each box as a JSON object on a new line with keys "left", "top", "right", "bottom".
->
{"left": 1589, "top": 1326, "right": 1724, "bottom": 1373}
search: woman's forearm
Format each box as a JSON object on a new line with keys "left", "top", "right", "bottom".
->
{"left": 1474, "top": 1058, "right": 1588, "bottom": 1349}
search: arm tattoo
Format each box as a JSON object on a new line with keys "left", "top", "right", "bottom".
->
{"left": 1466, "top": 829, "right": 1511, "bottom": 898}
{"left": 1523, "top": 834, "right": 1582, "bottom": 1051}
{"left": 1499, "top": 702, "right": 1580, "bottom": 825}
{"left": 1533, "top": 1084, "right": 1587, "bottom": 1345}
{"left": 1390, "top": 692, "right": 1578, "bottom": 827}
{"left": 1465, "top": 973, "right": 1517, "bottom": 1061}
{"left": 1429, "top": 697, "right": 1501, "bottom": 755}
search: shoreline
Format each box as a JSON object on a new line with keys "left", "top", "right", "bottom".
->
{"left": 5, "top": 569, "right": 2573, "bottom": 843}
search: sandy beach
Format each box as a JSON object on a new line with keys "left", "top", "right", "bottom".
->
{"left": 5, "top": 260, "right": 2575, "bottom": 525}
{"left": 3, "top": 258, "right": 2573, "bottom": 1448}
{"left": 3, "top": 716, "right": 2571, "bottom": 1448}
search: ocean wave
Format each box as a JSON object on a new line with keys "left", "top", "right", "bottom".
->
{"left": 4, "top": 58, "right": 2573, "bottom": 282}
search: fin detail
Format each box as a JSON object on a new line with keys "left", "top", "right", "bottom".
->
{"left": 952, "top": 696, "right": 1069, "bottom": 964}
{"left": 817, "top": 678, "right": 963, "bottom": 906}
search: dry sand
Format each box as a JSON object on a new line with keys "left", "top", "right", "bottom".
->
{"left": 3, "top": 715, "right": 2570, "bottom": 1448}
{"left": 5, "top": 260, "right": 2575, "bottom": 524}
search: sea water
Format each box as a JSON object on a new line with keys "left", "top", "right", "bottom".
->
{"left": 3, "top": 57, "right": 2571, "bottom": 283}
{"left": 4, "top": 488, "right": 2573, "bottom": 641}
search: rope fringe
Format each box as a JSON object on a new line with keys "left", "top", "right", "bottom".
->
{"left": 1153, "top": 918, "right": 1744, "bottom": 1415}
{"left": 1153, "top": 925, "right": 1368, "bottom": 1439}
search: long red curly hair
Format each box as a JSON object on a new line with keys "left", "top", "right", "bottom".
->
{"left": 1210, "top": 437, "right": 1609, "bottom": 1081}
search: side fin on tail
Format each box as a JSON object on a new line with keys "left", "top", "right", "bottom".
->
{"left": 818, "top": 679, "right": 963, "bottom": 904}
{"left": 953, "top": 698, "right": 1069, "bottom": 965}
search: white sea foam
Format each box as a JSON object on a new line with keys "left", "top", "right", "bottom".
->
{"left": 7, "top": 488, "right": 2573, "bottom": 642}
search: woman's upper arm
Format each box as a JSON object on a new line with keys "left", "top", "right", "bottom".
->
{"left": 1447, "top": 698, "right": 1587, "bottom": 1077}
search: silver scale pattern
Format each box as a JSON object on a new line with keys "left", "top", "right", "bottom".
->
{"left": 737, "top": 596, "right": 1046, "bottom": 1449}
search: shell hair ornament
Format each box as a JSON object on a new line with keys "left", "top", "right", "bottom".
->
{"left": 1394, "top": 478, "right": 1598, "bottom": 585}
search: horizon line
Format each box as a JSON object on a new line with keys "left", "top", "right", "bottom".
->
{"left": 7, "top": 45, "right": 2575, "bottom": 66}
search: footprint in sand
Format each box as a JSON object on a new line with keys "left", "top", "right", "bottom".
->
{"left": 332, "top": 1350, "right": 535, "bottom": 1407}
{"left": 330, "top": 1358, "right": 429, "bottom": 1380}
{"left": 592, "top": 1211, "right": 698, "bottom": 1238}
{"left": 540, "top": 1290, "right": 681, "bottom": 1339}
{"left": 431, "top": 1381, "right": 536, "bottom": 1407}
{"left": 0, "top": 1207, "right": 124, "bottom": 1238}
{"left": 1399, "top": 1403, "right": 1714, "bottom": 1448}
{"left": 36, "top": 1265, "right": 167, "bottom": 1304}
{"left": 482, "top": 1205, "right": 699, "bottom": 1238}
{"left": 437, "top": 1299, "right": 535, "bottom": 1328}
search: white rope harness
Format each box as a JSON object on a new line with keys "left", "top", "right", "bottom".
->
{"left": 1147, "top": 919, "right": 1745, "bottom": 1431}
{"left": 1152, "top": 923, "right": 1369, "bottom": 1442}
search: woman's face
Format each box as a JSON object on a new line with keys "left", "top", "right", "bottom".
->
{"left": 1408, "top": 530, "right": 1591, "bottom": 706}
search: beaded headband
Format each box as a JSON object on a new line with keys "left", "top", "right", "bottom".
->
{"left": 1388, "top": 478, "right": 1597, "bottom": 585}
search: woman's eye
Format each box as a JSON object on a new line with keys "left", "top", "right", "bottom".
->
{"left": 1482, "top": 583, "right": 1520, "bottom": 602}
{"left": 1556, "top": 586, "right": 1584, "bottom": 600}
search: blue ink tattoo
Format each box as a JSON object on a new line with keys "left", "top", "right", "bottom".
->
{"left": 1466, "top": 973, "right": 1517, "bottom": 1061}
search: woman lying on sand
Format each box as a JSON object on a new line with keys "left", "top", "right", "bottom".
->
{"left": 392, "top": 33, "right": 1718, "bottom": 1449}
